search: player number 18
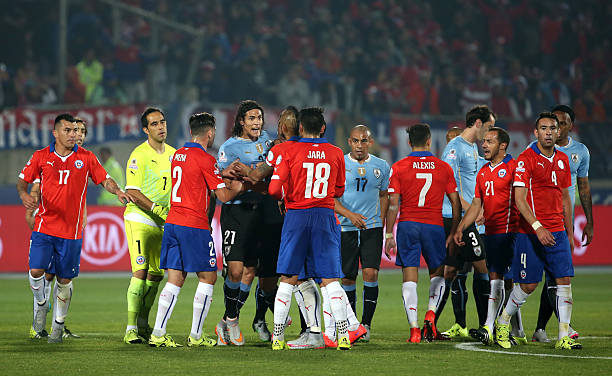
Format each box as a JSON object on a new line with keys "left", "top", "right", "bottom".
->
{"left": 303, "top": 162, "right": 330, "bottom": 199}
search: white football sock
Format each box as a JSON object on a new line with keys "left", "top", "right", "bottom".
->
{"left": 342, "top": 288, "right": 359, "bottom": 331}
{"left": 511, "top": 308, "right": 525, "bottom": 336}
{"left": 325, "top": 281, "right": 348, "bottom": 337}
{"left": 152, "top": 283, "right": 181, "bottom": 337}
{"left": 190, "top": 282, "right": 214, "bottom": 340}
{"left": 321, "top": 286, "right": 336, "bottom": 339}
{"left": 428, "top": 277, "right": 445, "bottom": 312}
{"left": 272, "top": 282, "right": 293, "bottom": 341}
{"left": 499, "top": 285, "right": 530, "bottom": 325}
{"left": 402, "top": 281, "right": 418, "bottom": 328}
{"left": 52, "top": 281, "right": 58, "bottom": 322}
{"left": 294, "top": 284, "right": 307, "bottom": 325}
{"left": 44, "top": 279, "right": 52, "bottom": 305}
{"left": 486, "top": 279, "right": 505, "bottom": 328}
{"left": 55, "top": 281, "right": 73, "bottom": 324}
{"left": 29, "top": 272, "right": 46, "bottom": 305}
{"left": 298, "top": 280, "right": 321, "bottom": 332}
{"left": 556, "top": 284, "right": 573, "bottom": 339}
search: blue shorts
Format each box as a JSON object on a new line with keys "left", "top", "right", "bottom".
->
{"left": 160, "top": 223, "right": 217, "bottom": 272}
{"left": 484, "top": 233, "right": 515, "bottom": 278}
{"left": 395, "top": 221, "right": 445, "bottom": 269}
{"left": 277, "top": 208, "right": 343, "bottom": 279}
{"left": 29, "top": 232, "right": 82, "bottom": 279}
{"left": 513, "top": 231, "right": 574, "bottom": 284}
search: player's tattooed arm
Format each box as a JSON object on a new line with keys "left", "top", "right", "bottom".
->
{"left": 379, "top": 190, "right": 389, "bottom": 229}
{"left": 447, "top": 191, "right": 462, "bottom": 249}
{"left": 454, "top": 197, "right": 482, "bottom": 246}
{"left": 577, "top": 176, "right": 594, "bottom": 245}
{"left": 562, "top": 187, "right": 574, "bottom": 253}
{"left": 102, "top": 178, "right": 133, "bottom": 205}
{"left": 384, "top": 193, "right": 400, "bottom": 260}
{"left": 514, "top": 186, "right": 555, "bottom": 247}
{"left": 334, "top": 199, "right": 367, "bottom": 229}
{"left": 17, "top": 178, "right": 37, "bottom": 210}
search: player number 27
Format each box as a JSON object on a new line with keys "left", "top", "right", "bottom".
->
{"left": 303, "top": 162, "right": 330, "bottom": 199}
{"left": 416, "top": 173, "right": 432, "bottom": 207}
{"left": 171, "top": 166, "right": 182, "bottom": 202}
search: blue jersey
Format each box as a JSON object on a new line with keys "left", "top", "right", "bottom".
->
{"left": 442, "top": 136, "right": 480, "bottom": 218}
{"left": 337, "top": 154, "right": 390, "bottom": 231}
{"left": 218, "top": 130, "right": 273, "bottom": 203}
{"left": 528, "top": 137, "right": 590, "bottom": 207}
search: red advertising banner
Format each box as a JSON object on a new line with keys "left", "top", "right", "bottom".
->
{"left": 1, "top": 205, "right": 610, "bottom": 272}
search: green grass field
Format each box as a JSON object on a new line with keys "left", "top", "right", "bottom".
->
{"left": 2, "top": 269, "right": 611, "bottom": 375}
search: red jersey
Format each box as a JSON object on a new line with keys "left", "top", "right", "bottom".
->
{"left": 19, "top": 144, "right": 109, "bottom": 239}
{"left": 165, "top": 142, "right": 225, "bottom": 230}
{"left": 513, "top": 144, "right": 571, "bottom": 233}
{"left": 475, "top": 155, "right": 519, "bottom": 235}
{"left": 388, "top": 151, "right": 457, "bottom": 226}
{"left": 269, "top": 138, "right": 345, "bottom": 210}
{"left": 265, "top": 137, "right": 299, "bottom": 168}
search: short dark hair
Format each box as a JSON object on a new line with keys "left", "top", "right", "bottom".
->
{"left": 189, "top": 112, "right": 215, "bottom": 136}
{"left": 299, "top": 107, "right": 326, "bottom": 135}
{"left": 466, "top": 105, "right": 496, "bottom": 127}
{"left": 535, "top": 112, "right": 559, "bottom": 128}
{"left": 232, "top": 100, "right": 264, "bottom": 137}
{"left": 407, "top": 123, "right": 431, "bottom": 147}
{"left": 488, "top": 127, "right": 510, "bottom": 148}
{"left": 141, "top": 107, "right": 165, "bottom": 129}
{"left": 74, "top": 117, "right": 87, "bottom": 136}
{"left": 54, "top": 113, "right": 75, "bottom": 129}
{"left": 551, "top": 104, "right": 575, "bottom": 123}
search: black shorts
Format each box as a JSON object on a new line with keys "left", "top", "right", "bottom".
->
{"left": 443, "top": 217, "right": 486, "bottom": 268}
{"left": 220, "top": 203, "right": 262, "bottom": 268}
{"left": 256, "top": 222, "right": 282, "bottom": 278}
{"left": 341, "top": 227, "right": 383, "bottom": 280}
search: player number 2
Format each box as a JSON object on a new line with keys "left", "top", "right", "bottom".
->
{"left": 303, "top": 162, "right": 330, "bottom": 199}
{"left": 58, "top": 170, "right": 70, "bottom": 184}
{"left": 485, "top": 181, "right": 494, "bottom": 196}
{"left": 551, "top": 171, "right": 557, "bottom": 186}
{"left": 415, "top": 173, "right": 432, "bottom": 207}
{"left": 208, "top": 241, "right": 215, "bottom": 257}
{"left": 171, "top": 166, "right": 182, "bottom": 202}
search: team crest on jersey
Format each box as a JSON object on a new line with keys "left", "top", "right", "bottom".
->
{"left": 357, "top": 167, "right": 366, "bottom": 177}
{"left": 520, "top": 270, "right": 526, "bottom": 279}
{"left": 256, "top": 143, "right": 264, "bottom": 154}
{"left": 474, "top": 246, "right": 482, "bottom": 257}
{"left": 373, "top": 168, "right": 381, "bottom": 178}
{"left": 74, "top": 160, "right": 84, "bottom": 169}
{"left": 214, "top": 163, "right": 220, "bottom": 175}
{"left": 209, "top": 258, "right": 216, "bottom": 267}
{"left": 448, "top": 149, "right": 456, "bottom": 160}
{"left": 571, "top": 153, "right": 579, "bottom": 163}
{"left": 136, "top": 255, "right": 146, "bottom": 265}
{"left": 129, "top": 159, "right": 138, "bottom": 170}
{"left": 498, "top": 169, "right": 507, "bottom": 178}
{"left": 558, "top": 160, "right": 564, "bottom": 169}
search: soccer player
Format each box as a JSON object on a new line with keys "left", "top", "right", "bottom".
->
{"left": 385, "top": 123, "right": 461, "bottom": 343}
{"left": 123, "top": 107, "right": 177, "bottom": 344}
{"left": 446, "top": 126, "right": 463, "bottom": 143}
{"left": 438, "top": 105, "right": 495, "bottom": 338}
{"left": 453, "top": 127, "right": 525, "bottom": 345}
{"left": 334, "top": 124, "right": 390, "bottom": 341}
{"left": 148, "top": 112, "right": 244, "bottom": 347}
{"left": 495, "top": 112, "right": 581, "bottom": 350}
{"left": 268, "top": 107, "right": 351, "bottom": 350}
{"left": 216, "top": 100, "right": 274, "bottom": 346}
{"left": 26, "top": 117, "right": 89, "bottom": 339}
{"left": 532, "top": 104, "right": 592, "bottom": 342}
{"left": 18, "top": 113, "right": 130, "bottom": 343}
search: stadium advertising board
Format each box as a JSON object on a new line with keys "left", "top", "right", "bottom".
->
{"left": 0, "top": 205, "right": 610, "bottom": 272}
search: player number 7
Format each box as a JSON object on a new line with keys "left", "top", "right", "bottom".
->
{"left": 416, "top": 173, "right": 432, "bottom": 207}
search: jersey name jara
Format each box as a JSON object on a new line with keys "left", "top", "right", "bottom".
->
{"left": 413, "top": 161, "right": 435, "bottom": 169}
{"left": 307, "top": 150, "right": 326, "bottom": 159}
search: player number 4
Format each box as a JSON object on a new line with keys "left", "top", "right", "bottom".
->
{"left": 303, "top": 162, "right": 330, "bottom": 199}
{"left": 415, "top": 173, "right": 432, "bottom": 207}
{"left": 58, "top": 170, "right": 70, "bottom": 184}
{"left": 171, "top": 166, "right": 182, "bottom": 202}
{"left": 520, "top": 253, "right": 527, "bottom": 269}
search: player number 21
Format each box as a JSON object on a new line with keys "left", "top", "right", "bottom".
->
{"left": 485, "top": 181, "right": 494, "bottom": 196}
{"left": 171, "top": 166, "right": 182, "bottom": 202}
{"left": 58, "top": 170, "right": 70, "bottom": 184}
{"left": 303, "top": 162, "right": 330, "bottom": 199}
{"left": 415, "top": 173, "right": 432, "bottom": 207}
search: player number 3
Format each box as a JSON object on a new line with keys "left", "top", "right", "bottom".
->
{"left": 303, "top": 162, "right": 330, "bottom": 199}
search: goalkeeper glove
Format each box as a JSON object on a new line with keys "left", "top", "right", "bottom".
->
{"left": 151, "top": 203, "right": 169, "bottom": 220}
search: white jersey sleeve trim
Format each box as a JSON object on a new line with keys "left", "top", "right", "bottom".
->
{"left": 124, "top": 185, "right": 142, "bottom": 191}
{"left": 513, "top": 181, "right": 526, "bottom": 187}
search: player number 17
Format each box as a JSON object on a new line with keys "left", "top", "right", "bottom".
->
{"left": 58, "top": 170, "right": 70, "bottom": 184}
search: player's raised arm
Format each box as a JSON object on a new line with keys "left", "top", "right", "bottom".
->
{"left": 268, "top": 159, "right": 288, "bottom": 201}
{"left": 102, "top": 177, "right": 133, "bottom": 205}
{"left": 214, "top": 179, "right": 245, "bottom": 203}
{"left": 334, "top": 199, "right": 367, "bottom": 230}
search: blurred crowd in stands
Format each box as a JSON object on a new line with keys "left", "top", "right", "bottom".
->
{"left": 1, "top": 0, "right": 610, "bottom": 123}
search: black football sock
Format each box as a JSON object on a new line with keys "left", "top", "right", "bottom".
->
{"left": 435, "top": 278, "right": 453, "bottom": 326}
{"left": 223, "top": 279, "right": 240, "bottom": 320}
{"left": 253, "top": 282, "right": 268, "bottom": 323}
{"left": 361, "top": 281, "right": 379, "bottom": 326}
{"left": 473, "top": 272, "right": 490, "bottom": 327}
{"left": 235, "top": 282, "right": 251, "bottom": 317}
{"left": 535, "top": 280, "right": 555, "bottom": 330}
{"left": 451, "top": 273, "right": 468, "bottom": 328}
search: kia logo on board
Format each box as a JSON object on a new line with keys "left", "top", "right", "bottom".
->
{"left": 82, "top": 212, "right": 128, "bottom": 266}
